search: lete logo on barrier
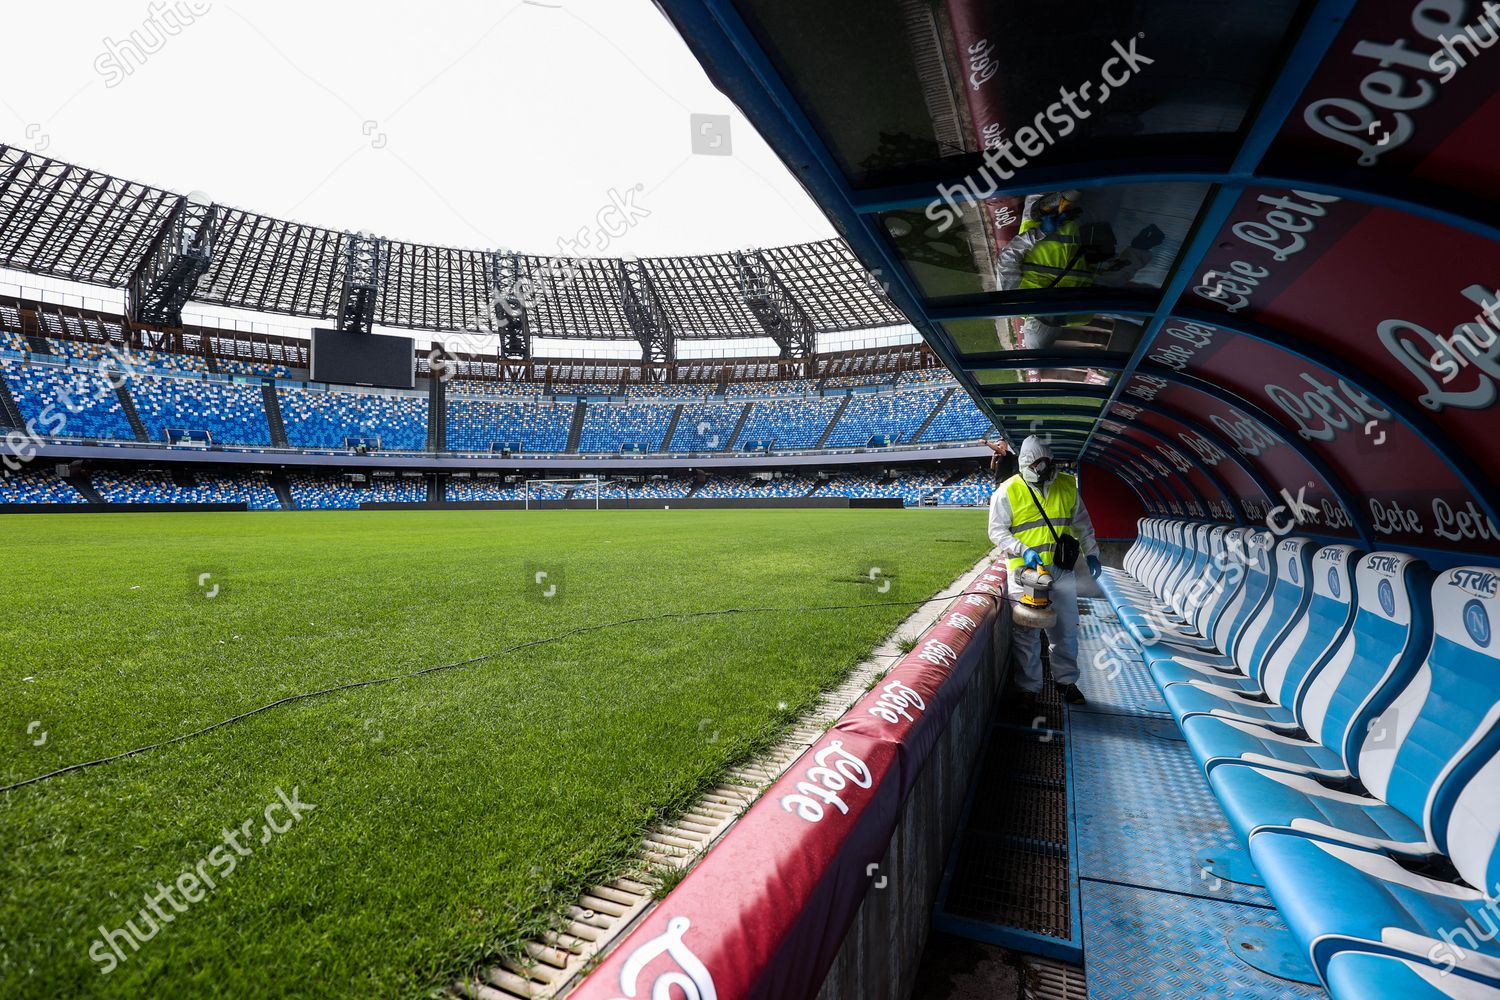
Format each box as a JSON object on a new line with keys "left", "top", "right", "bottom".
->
{"left": 604, "top": 916, "right": 717, "bottom": 1000}
{"left": 780, "top": 740, "right": 874, "bottom": 823}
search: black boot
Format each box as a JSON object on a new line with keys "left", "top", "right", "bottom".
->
{"left": 1057, "top": 682, "right": 1086, "bottom": 705}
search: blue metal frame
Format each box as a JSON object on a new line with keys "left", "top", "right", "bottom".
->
{"left": 931, "top": 721, "right": 1085, "bottom": 964}
{"left": 1078, "top": 0, "right": 1360, "bottom": 466}
{"left": 851, "top": 167, "right": 1500, "bottom": 247}
{"left": 657, "top": 0, "right": 1499, "bottom": 554}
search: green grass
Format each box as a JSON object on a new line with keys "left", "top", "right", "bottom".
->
{"left": 0, "top": 508, "right": 988, "bottom": 998}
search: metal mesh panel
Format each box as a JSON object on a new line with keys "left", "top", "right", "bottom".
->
{"left": 0, "top": 145, "right": 179, "bottom": 286}
{"left": 196, "top": 209, "right": 345, "bottom": 319}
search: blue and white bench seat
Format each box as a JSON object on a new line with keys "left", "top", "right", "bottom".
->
{"left": 1103, "top": 522, "right": 1500, "bottom": 997}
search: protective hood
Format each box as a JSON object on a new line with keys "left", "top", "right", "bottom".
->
{"left": 1019, "top": 435, "right": 1055, "bottom": 488}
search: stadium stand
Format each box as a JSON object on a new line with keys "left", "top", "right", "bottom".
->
{"left": 1, "top": 330, "right": 26, "bottom": 354}
{"left": 575, "top": 401, "right": 676, "bottom": 453}
{"left": 217, "top": 357, "right": 291, "bottom": 379}
{"left": 917, "top": 390, "right": 992, "bottom": 443}
{"left": 822, "top": 388, "right": 946, "bottom": 447}
{"left": 448, "top": 380, "right": 545, "bottom": 396}
{"left": 734, "top": 396, "right": 841, "bottom": 450}
{"left": 548, "top": 382, "right": 622, "bottom": 397}
{"left": 626, "top": 383, "right": 711, "bottom": 400}
{"left": 48, "top": 339, "right": 210, "bottom": 374}
{"left": 665, "top": 401, "right": 745, "bottom": 452}
{"left": 594, "top": 478, "right": 694, "bottom": 499}
{"left": 446, "top": 398, "right": 574, "bottom": 452}
{"left": 1, "top": 359, "right": 137, "bottom": 440}
{"left": 0, "top": 468, "right": 86, "bottom": 503}
{"left": 91, "top": 470, "right": 281, "bottom": 508}
{"left": 287, "top": 473, "right": 426, "bottom": 509}
{"left": 927, "top": 469, "right": 993, "bottom": 506}
{"left": 811, "top": 471, "right": 946, "bottom": 504}
{"left": 724, "top": 379, "right": 820, "bottom": 398}
{"left": 444, "top": 477, "right": 529, "bottom": 501}
{"left": 822, "top": 373, "right": 894, "bottom": 389}
{"left": 896, "top": 368, "right": 958, "bottom": 387}
{"left": 693, "top": 474, "right": 818, "bottom": 498}
{"left": 128, "top": 373, "right": 272, "bottom": 446}
{"left": 277, "top": 386, "right": 428, "bottom": 451}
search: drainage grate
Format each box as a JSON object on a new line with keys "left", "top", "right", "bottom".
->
{"left": 1021, "top": 955, "right": 1087, "bottom": 1000}
{"left": 941, "top": 728, "right": 1072, "bottom": 940}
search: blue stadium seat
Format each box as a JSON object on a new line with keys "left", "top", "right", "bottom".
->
{"left": 1152, "top": 536, "right": 1319, "bottom": 702}
{"left": 1246, "top": 566, "right": 1500, "bottom": 991}
{"left": 928, "top": 470, "right": 993, "bottom": 505}
{"left": 918, "top": 391, "right": 992, "bottom": 443}
{"left": 0, "top": 469, "right": 86, "bottom": 503}
{"left": 667, "top": 402, "right": 745, "bottom": 451}
{"left": 734, "top": 397, "right": 841, "bottom": 450}
{"left": 128, "top": 373, "right": 272, "bottom": 446}
{"left": 446, "top": 398, "right": 573, "bottom": 452}
{"left": 822, "top": 388, "right": 944, "bottom": 447}
{"left": 575, "top": 402, "right": 675, "bottom": 453}
{"left": 278, "top": 386, "right": 427, "bottom": 451}
{"left": 2, "top": 359, "right": 136, "bottom": 441}
{"left": 1167, "top": 544, "right": 1361, "bottom": 734}
{"left": 1196, "top": 552, "right": 1429, "bottom": 789}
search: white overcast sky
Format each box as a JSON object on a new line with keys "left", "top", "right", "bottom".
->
{"left": 0, "top": 0, "right": 837, "bottom": 256}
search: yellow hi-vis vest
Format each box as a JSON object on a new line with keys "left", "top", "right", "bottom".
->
{"left": 1015, "top": 218, "right": 1094, "bottom": 291}
{"left": 1003, "top": 472, "right": 1079, "bottom": 574}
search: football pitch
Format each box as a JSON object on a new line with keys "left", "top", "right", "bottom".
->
{"left": 0, "top": 508, "right": 989, "bottom": 998}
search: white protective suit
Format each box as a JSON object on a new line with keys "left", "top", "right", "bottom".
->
{"left": 987, "top": 436, "right": 1099, "bottom": 694}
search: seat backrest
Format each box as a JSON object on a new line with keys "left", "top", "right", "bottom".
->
{"left": 1148, "top": 520, "right": 1188, "bottom": 598}
{"left": 1182, "top": 526, "right": 1232, "bottom": 636}
{"left": 1208, "top": 528, "right": 1275, "bottom": 656}
{"left": 1132, "top": 518, "right": 1165, "bottom": 585}
{"left": 1301, "top": 552, "right": 1430, "bottom": 779}
{"left": 1233, "top": 537, "right": 1318, "bottom": 685}
{"left": 1125, "top": 517, "right": 1154, "bottom": 578}
{"left": 1166, "top": 523, "right": 1214, "bottom": 617}
{"left": 1368, "top": 567, "right": 1500, "bottom": 867}
{"left": 1162, "top": 521, "right": 1211, "bottom": 608}
{"left": 1262, "top": 544, "right": 1362, "bottom": 712}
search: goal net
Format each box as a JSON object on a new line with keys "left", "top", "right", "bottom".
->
{"left": 524, "top": 477, "right": 602, "bottom": 510}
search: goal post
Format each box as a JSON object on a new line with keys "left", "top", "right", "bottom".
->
{"left": 524, "top": 477, "right": 602, "bottom": 510}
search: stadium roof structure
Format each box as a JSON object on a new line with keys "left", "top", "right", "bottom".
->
{"left": 0, "top": 142, "right": 904, "bottom": 358}
{"left": 651, "top": 0, "right": 1500, "bottom": 562}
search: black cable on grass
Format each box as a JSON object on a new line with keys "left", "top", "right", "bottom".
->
{"left": 2, "top": 586, "right": 1015, "bottom": 795}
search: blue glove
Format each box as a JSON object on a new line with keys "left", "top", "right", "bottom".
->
{"left": 1023, "top": 548, "right": 1044, "bottom": 570}
{"left": 1087, "top": 555, "right": 1102, "bottom": 579}
{"left": 1039, "top": 213, "right": 1060, "bottom": 234}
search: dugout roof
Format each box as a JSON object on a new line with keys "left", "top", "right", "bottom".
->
{"left": 651, "top": 0, "right": 1500, "bottom": 561}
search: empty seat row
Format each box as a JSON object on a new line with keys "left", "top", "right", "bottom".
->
{"left": 1100, "top": 519, "right": 1500, "bottom": 998}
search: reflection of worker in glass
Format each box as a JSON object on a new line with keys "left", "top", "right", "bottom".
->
{"left": 997, "top": 190, "right": 1164, "bottom": 350}
{"left": 988, "top": 435, "right": 1101, "bottom": 708}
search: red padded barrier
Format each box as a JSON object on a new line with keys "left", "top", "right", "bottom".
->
{"left": 568, "top": 565, "right": 1007, "bottom": 1000}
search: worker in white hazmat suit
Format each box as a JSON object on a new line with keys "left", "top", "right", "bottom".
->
{"left": 988, "top": 436, "right": 1101, "bottom": 707}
